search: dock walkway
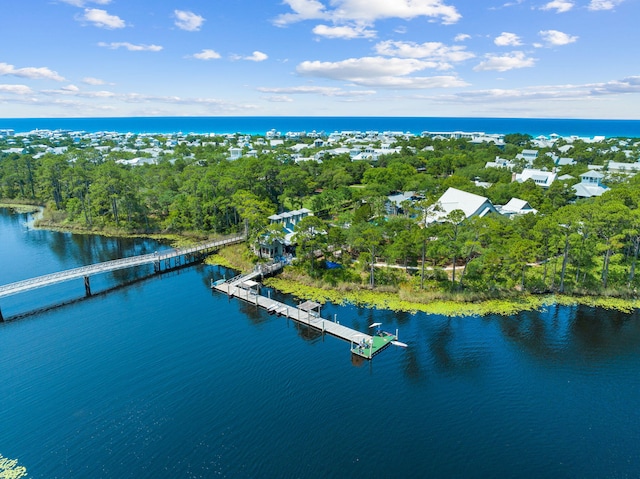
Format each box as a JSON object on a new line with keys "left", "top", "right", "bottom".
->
{"left": 213, "top": 274, "right": 395, "bottom": 358}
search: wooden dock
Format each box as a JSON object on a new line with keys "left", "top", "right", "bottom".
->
{"left": 212, "top": 272, "right": 396, "bottom": 359}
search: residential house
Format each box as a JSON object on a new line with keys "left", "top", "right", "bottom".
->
{"left": 498, "top": 198, "right": 537, "bottom": 217}
{"left": 426, "top": 187, "right": 498, "bottom": 224}
{"left": 514, "top": 168, "right": 557, "bottom": 188}
{"left": 386, "top": 191, "right": 425, "bottom": 216}
{"left": 606, "top": 161, "right": 640, "bottom": 176}
{"left": 485, "top": 156, "right": 515, "bottom": 170}
{"left": 572, "top": 171, "right": 608, "bottom": 198}
{"left": 260, "top": 208, "right": 313, "bottom": 258}
{"left": 515, "top": 149, "right": 538, "bottom": 165}
{"left": 228, "top": 147, "right": 243, "bottom": 160}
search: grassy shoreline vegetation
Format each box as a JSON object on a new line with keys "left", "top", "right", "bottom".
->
{"left": 0, "top": 454, "right": 28, "bottom": 479}
{"left": 2, "top": 129, "right": 640, "bottom": 316}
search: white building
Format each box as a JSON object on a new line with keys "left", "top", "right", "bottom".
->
{"left": 514, "top": 168, "right": 557, "bottom": 188}
{"left": 427, "top": 187, "right": 498, "bottom": 224}
{"left": 573, "top": 171, "right": 608, "bottom": 198}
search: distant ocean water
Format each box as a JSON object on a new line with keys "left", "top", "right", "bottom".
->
{"left": 0, "top": 116, "right": 639, "bottom": 139}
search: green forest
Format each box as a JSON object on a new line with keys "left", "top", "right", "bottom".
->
{"left": 2, "top": 131, "right": 640, "bottom": 302}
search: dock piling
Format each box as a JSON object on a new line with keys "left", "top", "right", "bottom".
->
{"left": 84, "top": 276, "right": 91, "bottom": 297}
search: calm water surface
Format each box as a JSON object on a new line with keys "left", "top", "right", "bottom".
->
{"left": 1, "top": 208, "right": 639, "bottom": 478}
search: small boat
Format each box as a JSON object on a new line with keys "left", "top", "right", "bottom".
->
{"left": 391, "top": 340, "right": 408, "bottom": 348}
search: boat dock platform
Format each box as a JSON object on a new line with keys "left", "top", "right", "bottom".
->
{"left": 212, "top": 271, "right": 397, "bottom": 359}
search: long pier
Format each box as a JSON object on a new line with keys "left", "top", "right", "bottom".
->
{"left": 212, "top": 270, "right": 397, "bottom": 359}
{"left": 0, "top": 233, "right": 245, "bottom": 321}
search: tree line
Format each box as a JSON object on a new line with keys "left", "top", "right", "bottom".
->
{"left": 1, "top": 132, "right": 640, "bottom": 296}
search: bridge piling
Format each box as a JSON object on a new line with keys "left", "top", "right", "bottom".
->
{"left": 0, "top": 306, "right": 4, "bottom": 322}
{"left": 84, "top": 276, "right": 92, "bottom": 297}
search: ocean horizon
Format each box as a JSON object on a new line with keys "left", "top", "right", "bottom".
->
{"left": 0, "top": 116, "right": 639, "bottom": 139}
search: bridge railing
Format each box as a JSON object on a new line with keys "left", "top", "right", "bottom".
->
{"left": 0, "top": 233, "right": 246, "bottom": 299}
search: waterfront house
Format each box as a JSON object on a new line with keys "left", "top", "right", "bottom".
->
{"left": 259, "top": 208, "right": 313, "bottom": 258}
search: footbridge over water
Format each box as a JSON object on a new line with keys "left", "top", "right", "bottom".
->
{"left": 0, "top": 233, "right": 245, "bottom": 321}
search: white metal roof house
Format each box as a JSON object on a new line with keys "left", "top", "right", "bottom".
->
{"left": 606, "top": 161, "right": 640, "bottom": 176}
{"left": 498, "top": 198, "right": 538, "bottom": 217}
{"left": 515, "top": 149, "right": 538, "bottom": 165}
{"left": 426, "top": 187, "right": 498, "bottom": 224}
{"left": 572, "top": 171, "right": 608, "bottom": 198}
{"left": 485, "top": 156, "right": 515, "bottom": 170}
{"left": 514, "top": 168, "right": 557, "bottom": 188}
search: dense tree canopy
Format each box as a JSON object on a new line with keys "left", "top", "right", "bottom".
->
{"left": 2, "top": 131, "right": 640, "bottom": 296}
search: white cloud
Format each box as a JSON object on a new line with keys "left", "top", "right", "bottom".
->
{"left": 0, "top": 62, "right": 65, "bottom": 81}
{"left": 265, "top": 95, "right": 294, "bottom": 102}
{"left": 296, "top": 56, "right": 468, "bottom": 88}
{"left": 298, "top": 57, "right": 436, "bottom": 79}
{"left": 494, "top": 32, "right": 522, "bottom": 47}
{"left": 77, "top": 8, "right": 125, "bottom": 29}
{"left": 540, "top": 0, "right": 574, "bottom": 12}
{"left": 82, "top": 77, "right": 107, "bottom": 85}
{"left": 257, "top": 86, "right": 376, "bottom": 96}
{"left": 275, "top": 0, "right": 461, "bottom": 26}
{"left": 174, "top": 10, "right": 205, "bottom": 31}
{"left": 0, "top": 84, "right": 33, "bottom": 95}
{"left": 435, "top": 76, "right": 640, "bottom": 104}
{"left": 98, "top": 42, "right": 163, "bottom": 51}
{"left": 473, "top": 51, "right": 536, "bottom": 72}
{"left": 454, "top": 34, "right": 471, "bottom": 42}
{"left": 588, "top": 0, "right": 623, "bottom": 10}
{"left": 192, "top": 49, "right": 221, "bottom": 60}
{"left": 232, "top": 51, "right": 269, "bottom": 62}
{"left": 41, "top": 85, "right": 117, "bottom": 98}
{"left": 539, "top": 30, "right": 578, "bottom": 46}
{"left": 355, "top": 75, "right": 468, "bottom": 88}
{"left": 312, "top": 24, "right": 376, "bottom": 39}
{"left": 374, "top": 40, "right": 474, "bottom": 64}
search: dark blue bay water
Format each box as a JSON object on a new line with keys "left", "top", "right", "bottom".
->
{"left": 1, "top": 116, "right": 639, "bottom": 139}
{"left": 1, "top": 208, "right": 640, "bottom": 478}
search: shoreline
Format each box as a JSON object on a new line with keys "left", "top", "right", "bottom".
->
{"left": 5, "top": 204, "right": 639, "bottom": 317}
{"left": 2, "top": 116, "right": 639, "bottom": 139}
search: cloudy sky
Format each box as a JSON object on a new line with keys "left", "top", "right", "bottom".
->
{"left": 1, "top": 0, "right": 639, "bottom": 118}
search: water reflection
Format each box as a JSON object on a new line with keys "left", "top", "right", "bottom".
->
{"left": 496, "top": 304, "right": 640, "bottom": 364}
{"left": 427, "top": 318, "right": 485, "bottom": 376}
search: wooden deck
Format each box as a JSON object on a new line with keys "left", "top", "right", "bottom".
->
{"left": 212, "top": 275, "right": 395, "bottom": 359}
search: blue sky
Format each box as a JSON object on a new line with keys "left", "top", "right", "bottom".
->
{"left": 1, "top": 0, "right": 639, "bottom": 118}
